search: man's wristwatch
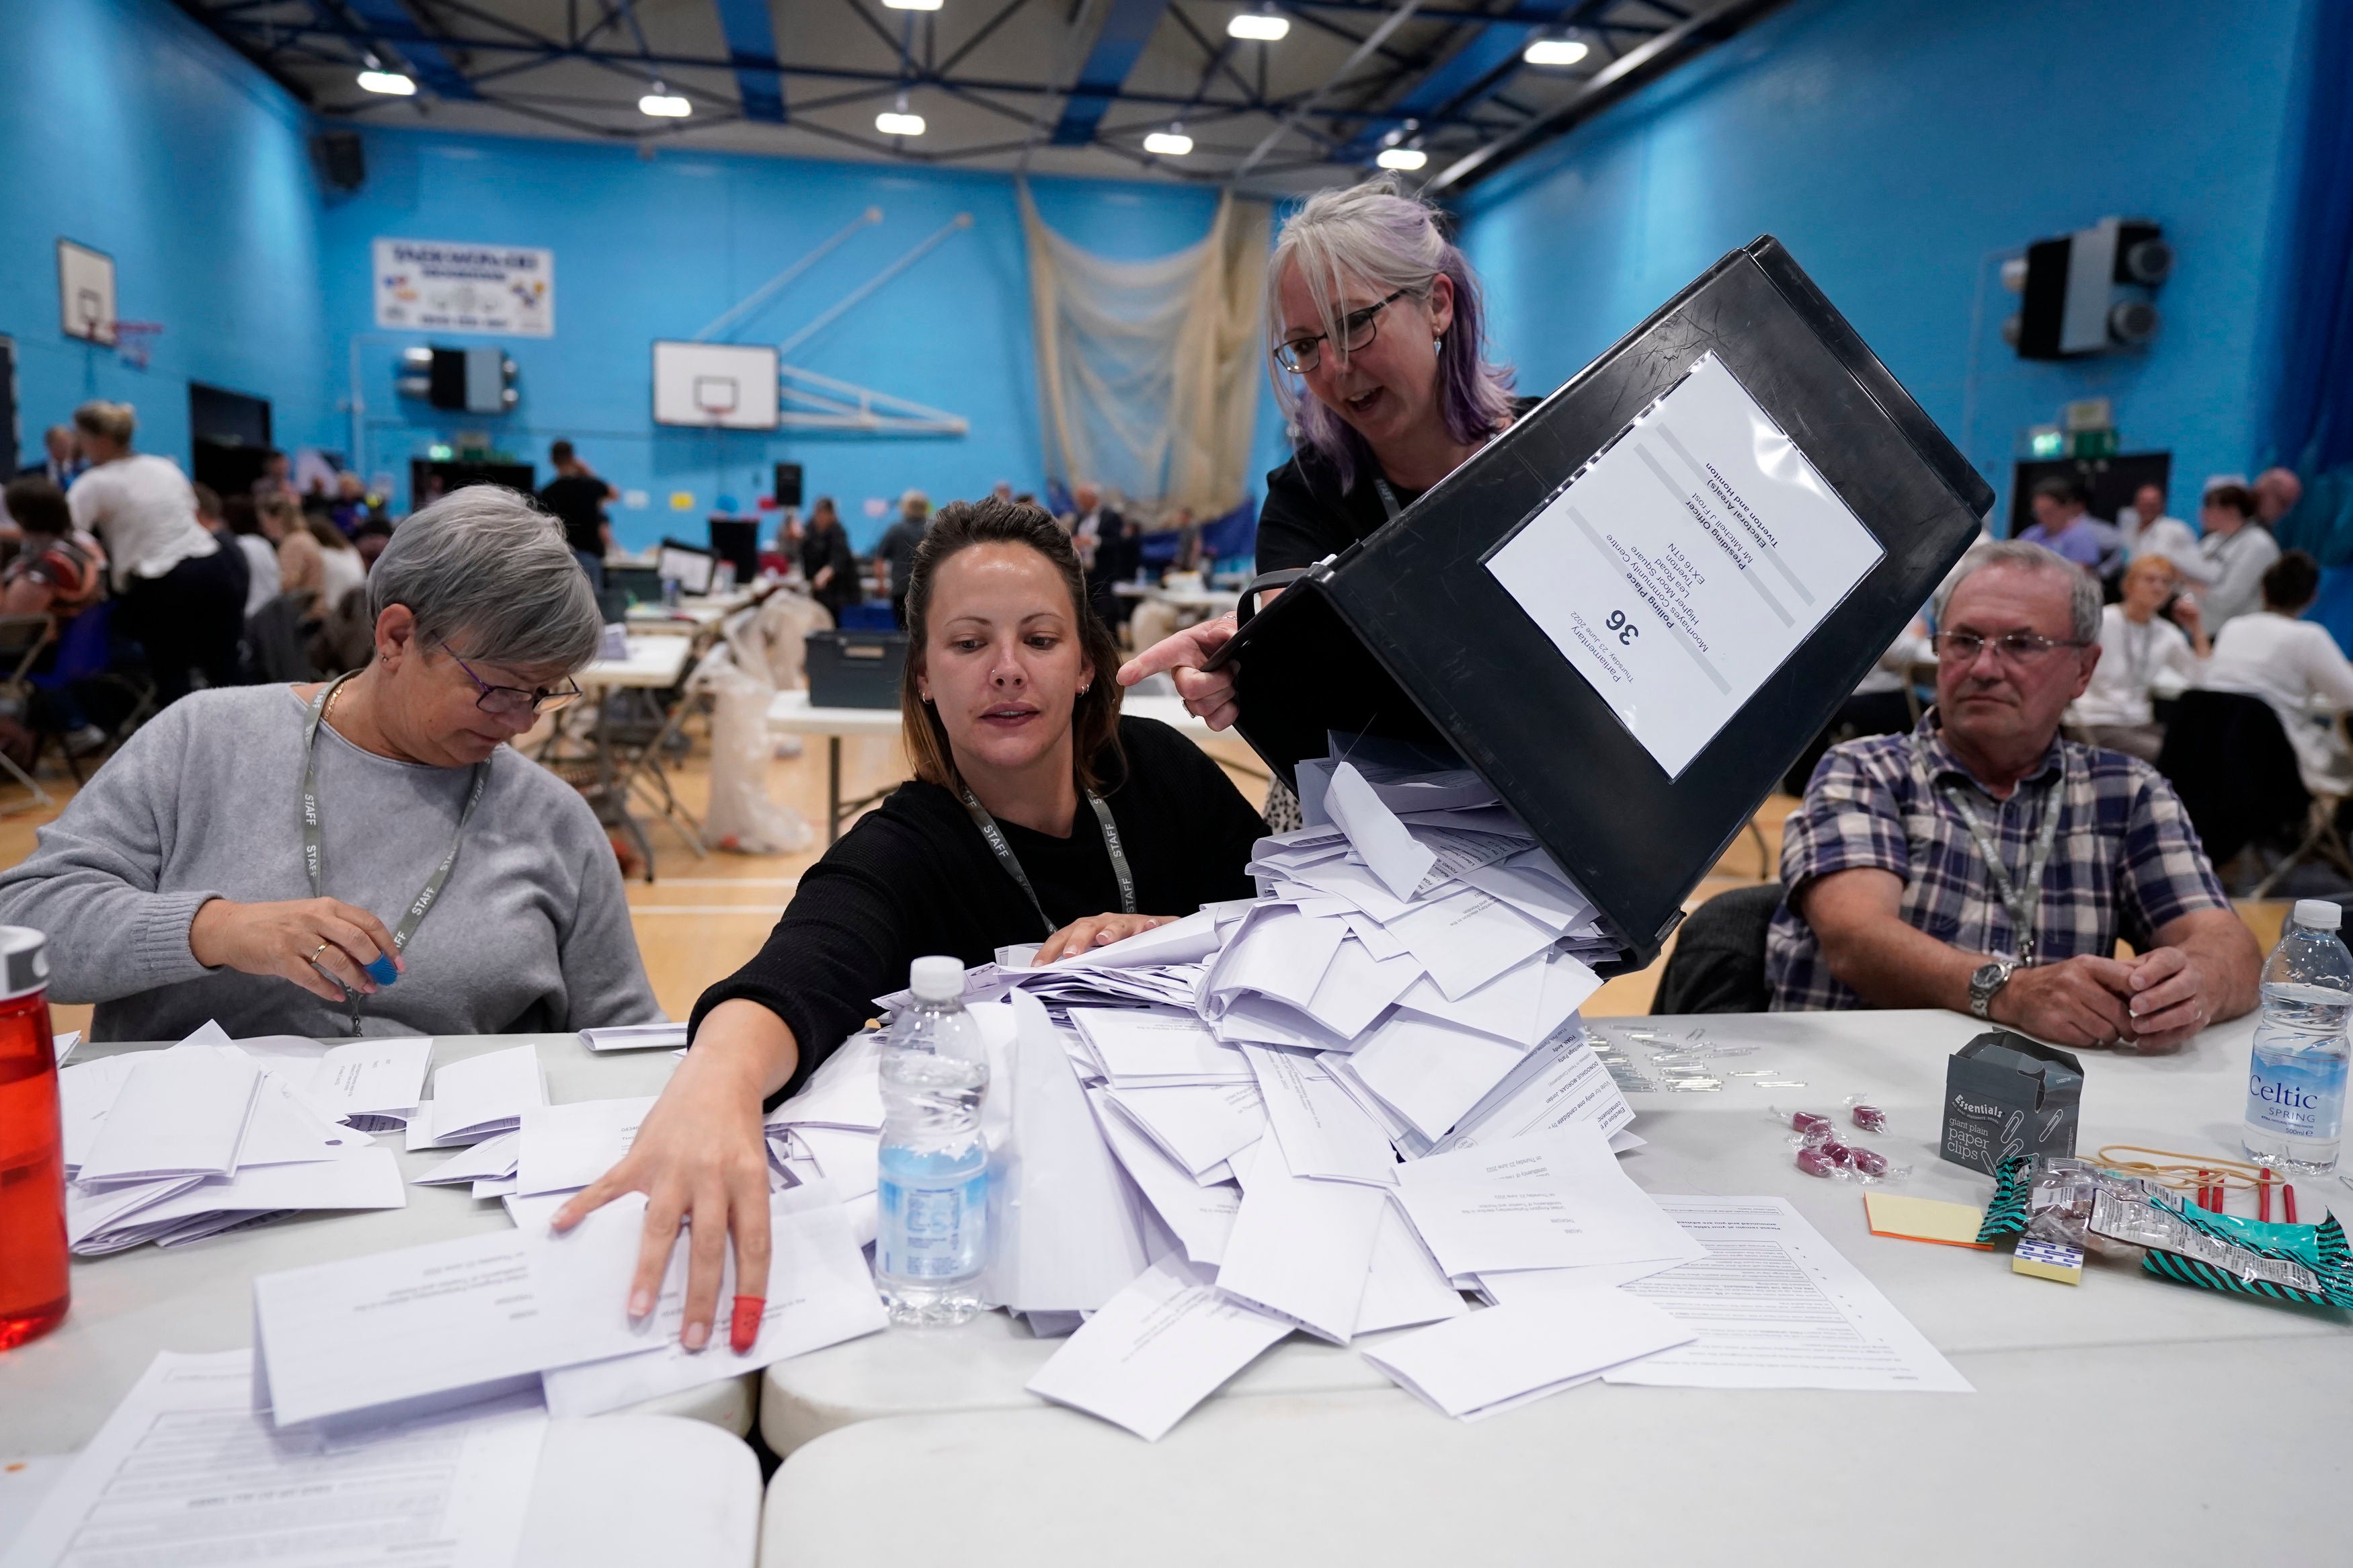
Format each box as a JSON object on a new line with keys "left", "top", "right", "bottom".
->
{"left": 1968, "top": 957, "right": 2018, "bottom": 1020}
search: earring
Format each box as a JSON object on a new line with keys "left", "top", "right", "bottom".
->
{"left": 1433, "top": 335, "right": 1444, "bottom": 356}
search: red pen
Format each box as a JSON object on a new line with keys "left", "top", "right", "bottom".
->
{"left": 729, "top": 1294, "right": 765, "bottom": 1354}
{"left": 2284, "top": 1185, "right": 2300, "bottom": 1225}
{"left": 2259, "top": 1169, "right": 2273, "bottom": 1223}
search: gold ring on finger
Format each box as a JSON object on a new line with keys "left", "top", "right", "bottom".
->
{"left": 309, "top": 940, "right": 331, "bottom": 965}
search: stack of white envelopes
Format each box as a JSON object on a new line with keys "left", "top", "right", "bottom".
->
{"left": 58, "top": 1023, "right": 424, "bottom": 1254}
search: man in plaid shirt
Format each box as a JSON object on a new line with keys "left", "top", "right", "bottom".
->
{"left": 1768, "top": 540, "right": 2260, "bottom": 1050}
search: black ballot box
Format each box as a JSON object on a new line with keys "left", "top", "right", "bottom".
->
{"left": 1210, "top": 237, "right": 1994, "bottom": 976}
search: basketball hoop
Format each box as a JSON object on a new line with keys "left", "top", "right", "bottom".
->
{"left": 113, "top": 321, "right": 163, "bottom": 370}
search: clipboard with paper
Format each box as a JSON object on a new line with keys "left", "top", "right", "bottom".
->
{"left": 1207, "top": 237, "right": 1993, "bottom": 975}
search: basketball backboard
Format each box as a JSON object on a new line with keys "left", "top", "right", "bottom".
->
{"left": 57, "top": 240, "right": 116, "bottom": 346}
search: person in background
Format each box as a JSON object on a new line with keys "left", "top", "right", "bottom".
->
{"left": 280, "top": 509, "right": 366, "bottom": 612}
{"left": 2068, "top": 554, "right": 2206, "bottom": 762}
{"left": 2018, "top": 477, "right": 2110, "bottom": 573}
{"left": 190, "top": 484, "right": 254, "bottom": 621}
{"left": 250, "top": 449, "right": 293, "bottom": 505}
{"left": 1768, "top": 539, "right": 2258, "bottom": 1050}
{"left": 799, "top": 496, "right": 859, "bottom": 626}
{"left": 991, "top": 481, "right": 1014, "bottom": 503}
{"left": 220, "top": 497, "right": 284, "bottom": 619}
{"left": 553, "top": 498, "right": 1264, "bottom": 1352}
{"left": 352, "top": 517, "right": 396, "bottom": 573}
{"left": 2255, "top": 466, "right": 2305, "bottom": 529}
{"left": 2194, "top": 482, "right": 2278, "bottom": 631}
{"left": 66, "top": 401, "right": 245, "bottom": 706}
{"left": 326, "top": 471, "right": 374, "bottom": 536}
{"left": 2197, "top": 549, "right": 2353, "bottom": 798}
{"left": 875, "top": 489, "right": 930, "bottom": 628}
{"left": 2115, "top": 481, "right": 2215, "bottom": 586}
{"left": 0, "top": 477, "right": 106, "bottom": 620}
{"left": 537, "top": 440, "right": 617, "bottom": 591}
{"left": 1064, "top": 483, "right": 1131, "bottom": 627}
{"left": 17, "top": 426, "right": 84, "bottom": 489}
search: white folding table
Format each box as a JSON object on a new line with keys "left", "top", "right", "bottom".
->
{"left": 0, "top": 1032, "right": 756, "bottom": 1458}
{"left": 561, "top": 634, "right": 705, "bottom": 871}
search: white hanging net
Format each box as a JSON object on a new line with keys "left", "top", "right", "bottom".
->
{"left": 1020, "top": 182, "right": 1270, "bottom": 515}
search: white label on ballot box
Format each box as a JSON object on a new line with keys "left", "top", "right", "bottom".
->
{"left": 1486, "top": 352, "right": 1884, "bottom": 778}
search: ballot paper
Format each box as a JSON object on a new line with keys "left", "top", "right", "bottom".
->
{"left": 1102, "top": 1081, "right": 1265, "bottom": 1177}
{"left": 240, "top": 1034, "right": 434, "bottom": 1124}
{"left": 514, "top": 1096, "right": 655, "bottom": 1196}
{"left": 764, "top": 1030, "right": 885, "bottom": 1132}
{"left": 252, "top": 1228, "right": 610, "bottom": 1430}
{"left": 1088, "top": 1089, "right": 1240, "bottom": 1267}
{"left": 1242, "top": 1043, "right": 1398, "bottom": 1187}
{"left": 1360, "top": 1291, "right": 1695, "bottom": 1421}
{"left": 1324, "top": 761, "right": 1437, "bottom": 900}
{"left": 1202, "top": 904, "right": 1346, "bottom": 1019}
{"left": 427, "top": 1044, "right": 547, "bottom": 1145}
{"left": 235, "top": 1073, "right": 370, "bottom": 1167}
{"left": 0, "top": 1349, "right": 544, "bottom": 1568}
{"left": 56, "top": 1055, "right": 136, "bottom": 1172}
{"left": 1423, "top": 1030, "right": 1634, "bottom": 1158}
{"left": 1485, "top": 351, "right": 1887, "bottom": 778}
{"left": 1213, "top": 1137, "right": 1386, "bottom": 1343}
{"left": 414, "top": 1130, "right": 520, "bottom": 1187}
{"left": 1070, "top": 1008, "right": 1252, "bottom": 1086}
{"left": 1600, "top": 1196, "right": 1972, "bottom": 1393}
{"left": 1354, "top": 1196, "right": 1472, "bottom": 1336}
{"left": 532, "top": 1183, "right": 886, "bottom": 1417}
{"left": 579, "top": 1021, "right": 688, "bottom": 1053}
{"left": 1345, "top": 1012, "right": 1527, "bottom": 1145}
{"left": 1025, "top": 1257, "right": 1293, "bottom": 1442}
{"left": 1384, "top": 886, "right": 1556, "bottom": 1001}
{"left": 1392, "top": 1124, "right": 1702, "bottom": 1278}
{"left": 70, "top": 1147, "right": 405, "bottom": 1255}
{"left": 786, "top": 1124, "right": 881, "bottom": 1200}
{"left": 76, "top": 1046, "right": 261, "bottom": 1185}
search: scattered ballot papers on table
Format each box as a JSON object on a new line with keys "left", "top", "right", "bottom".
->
{"left": 56, "top": 1021, "right": 411, "bottom": 1255}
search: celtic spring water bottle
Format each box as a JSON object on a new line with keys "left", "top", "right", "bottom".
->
{"left": 2243, "top": 899, "right": 2351, "bottom": 1175}
{"left": 874, "top": 956, "right": 990, "bottom": 1326}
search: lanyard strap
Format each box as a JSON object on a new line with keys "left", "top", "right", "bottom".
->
{"left": 1915, "top": 735, "right": 2067, "bottom": 966}
{"left": 303, "top": 673, "right": 487, "bottom": 1030}
{"left": 960, "top": 787, "right": 1136, "bottom": 940}
{"left": 1371, "top": 477, "right": 1404, "bottom": 522}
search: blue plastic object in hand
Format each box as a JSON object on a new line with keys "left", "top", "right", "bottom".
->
{"left": 366, "top": 954, "right": 399, "bottom": 987}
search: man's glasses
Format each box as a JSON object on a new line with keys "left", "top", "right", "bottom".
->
{"left": 1931, "top": 630, "right": 2089, "bottom": 665}
{"left": 440, "top": 643, "right": 584, "bottom": 716}
{"left": 1273, "top": 288, "right": 1410, "bottom": 374}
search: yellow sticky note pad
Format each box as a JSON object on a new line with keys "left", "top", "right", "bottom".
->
{"left": 2012, "top": 1237, "right": 2085, "bottom": 1285}
{"left": 1863, "top": 1192, "right": 1991, "bottom": 1249}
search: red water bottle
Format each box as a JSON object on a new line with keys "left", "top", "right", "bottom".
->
{"left": 0, "top": 927, "right": 65, "bottom": 1350}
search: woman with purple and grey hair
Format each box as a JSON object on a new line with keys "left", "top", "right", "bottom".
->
{"left": 1119, "top": 176, "right": 1528, "bottom": 739}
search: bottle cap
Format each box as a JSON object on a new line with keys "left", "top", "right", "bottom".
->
{"left": 0, "top": 925, "right": 48, "bottom": 1001}
{"left": 2293, "top": 899, "right": 2343, "bottom": 932}
{"left": 908, "top": 955, "right": 965, "bottom": 1003}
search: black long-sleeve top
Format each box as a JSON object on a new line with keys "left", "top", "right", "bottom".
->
{"left": 690, "top": 715, "right": 1266, "bottom": 1102}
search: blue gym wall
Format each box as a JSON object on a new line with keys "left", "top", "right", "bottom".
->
{"left": 319, "top": 131, "right": 1285, "bottom": 550}
{"left": 0, "top": 0, "right": 335, "bottom": 472}
{"left": 1454, "top": 0, "right": 2319, "bottom": 532}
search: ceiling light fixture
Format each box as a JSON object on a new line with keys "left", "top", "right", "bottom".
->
{"left": 1144, "top": 126, "right": 1193, "bottom": 157}
{"left": 883, "top": 0, "right": 944, "bottom": 9}
{"left": 1523, "top": 37, "right": 1590, "bottom": 66}
{"left": 1375, "top": 146, "right": 1428, "bottom": 171}
{"left": 357, "top": 68, "right": 415, "bottom": 95}
{"left": 639, "top": 82, "right": 692, "bottom": 116}
{"left": 876, "top": 94, "right": 926, "bottom": 136}
{"left": 1228, "top": 7, "right": 1289, "bottom": 42}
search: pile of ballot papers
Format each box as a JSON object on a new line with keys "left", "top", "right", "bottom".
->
{"left": 56, "top": 1024, "right": 426, "bottom": 1255}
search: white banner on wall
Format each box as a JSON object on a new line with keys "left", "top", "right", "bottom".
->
{"left": 372, "top": 239, "right": 554, "bottom": 336}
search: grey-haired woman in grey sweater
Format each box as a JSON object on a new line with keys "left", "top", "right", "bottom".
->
{"left": 0, "top": 487, "right": 661, "bottom": 1042}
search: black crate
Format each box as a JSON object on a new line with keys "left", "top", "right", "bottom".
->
{"left": 807, "top": 630, "right": 908, "bottom": 710}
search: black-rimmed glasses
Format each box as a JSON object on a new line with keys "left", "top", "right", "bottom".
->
{"left": 440, "top": 643, "right": 584, "bottom": 716}
{"left": 1273, "top": 288, "right": 1410, "bottom": 374}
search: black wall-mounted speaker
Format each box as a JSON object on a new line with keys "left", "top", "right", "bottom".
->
{"left": 774, "top": 461, "right": 804, "bottom": 507}
{"left": 311, "top": 130, "right": 366, "bottom": 192}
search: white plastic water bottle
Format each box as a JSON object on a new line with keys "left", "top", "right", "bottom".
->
{"left": 874, "top": 955, "right": 990, "bottom": 1325}
{"left": 2243, "top": 899, "right": 2351, "bottom": 1175}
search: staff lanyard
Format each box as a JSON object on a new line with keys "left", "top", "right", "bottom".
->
{"left": 303, "top": 673, "right": 487, "bottom": 1032}
{"left": 1915, "top": 735, "right": 2067, "bottom": 966}
{"left": 961, "top": 787, "right": 1135, "bottom": 940}
{"left": 1372, "top": 477, "right": 1404, "bottom": 522}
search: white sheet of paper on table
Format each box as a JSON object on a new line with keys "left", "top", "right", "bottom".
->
{"left": 763, "top": 1030, "right": 885, "bottom": 1132}
{"left": 514, "top": 1096, "right": 655, "bottom": 1196}
{"left": 414, "top": 1129, "right": 520, "bottom": 1186}
{"left": 1392, "top": 1124, "right": 1702, "bottom": 1278}
{"left": 1353, "top": 1194, "right": 1472, "bottom": 1336}
{"left": 1425, "top": 1033, "right": 1634, "bottom": 1157}
{"left": 1024, "top": 1256, "right": 1293, "bottom": 1442}
{"left": 580, "top": 1021, "right": 689, "bottom": 1053}
{"left": 1484, "top": 351, "right": 1886, "bottom": 778}
{"left": 251, "top": 1227, "right": 608, "bottom": 1430}
{"left": 426, "top": 1044, "right": 546, "bottom": 1145}
{"left": 1300, "top": 932, "right": 1423, "bottom": 1039}
{"left": 1600, "top": 1196, "right": 1974, "bottom": 1393}
{"left": 789, "top": 1124, "right": 881, "bottom": 1200}
{"left": 89, "top": 1146, "right": 405, "bottom": 1242}
{"left": 1203, "top": 904, "right": 1347, "bottom": 1017}
{"left": 1345, "top": 1012, "right": 1529, "bottom": 1145}
{"left": 0, "top": 1348, "right": 545, "bottom": 1568}
{"left": 1212, "top": 1137, "right": 1386, "bottom": 1344}
{"left": 1240, "top": 1042, "right": 1398, "bottom": 1188}
{"left": 532, "top": 1183, "right": 887, "bottom": 1417}
{"left": 1382, "top": 887, "right": 1557, "bottom": 1002}
{"left": 1086, "top": 1089, "right": 1240, "bottom": 1268}
{"left": 1070, "top": 1008, "right": 1251, "bottom": 1085}
{"left": 76, "top": 1046, "right": 262, "bottom": 1185}
{"left": 1360, "top": 1290, "right": 1695, "bottom": 1420}
{"left": 56, "top": 1054, "right": 136, "bottom": 1171}
{"left": 235, "top": 1073, "right": 369, "bottom": 1167}
{"left": 1101, "top": 1081, "right": 1265, "bottom": 1177}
